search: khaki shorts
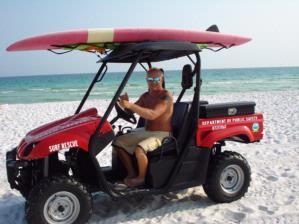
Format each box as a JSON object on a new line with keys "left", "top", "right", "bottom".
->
{"left": 112, "top": 128, "right": 170, "bottom": 155}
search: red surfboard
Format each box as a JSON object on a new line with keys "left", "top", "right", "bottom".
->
{"left": 7, "top": 28, "right": 251, "bottom": 52}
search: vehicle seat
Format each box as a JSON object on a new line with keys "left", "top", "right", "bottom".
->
{"left": 136, "top": 102, "right": 190, "bottom": 139}
{"left": 136, "top": 102, "right": 190, "bottom": 157}
{"left": 171, "top": 102, "right": 190, "bottom": 139}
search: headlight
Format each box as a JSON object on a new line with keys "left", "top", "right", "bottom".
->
{"left": 23, "top": 142, "right": 37, "bottom": 157}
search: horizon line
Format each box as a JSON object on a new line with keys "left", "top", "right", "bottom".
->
{"left": 1, "top": 65, "right": 299, "bottom": 78}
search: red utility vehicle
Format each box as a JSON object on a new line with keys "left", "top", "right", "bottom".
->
{"left": 6, "top": 26, "right": 263, "bottom": 224}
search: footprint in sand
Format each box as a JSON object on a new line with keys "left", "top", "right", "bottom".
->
{"left": 258, "top": 205, "right": 275, "bottom": 215}
{"left": 266, "top": 175, "right": 278, "bottom": 181}
{"left": 241, "top": 206, "right": 254, "bottom": 214}
{"left": 225, "top": 210, "right": 246, "bottom": 222}
{"left": 281, "top": 172, "right": 288, "bottom": 177}
{"left": 285, "top": 196, "right": 295, "bottom": 205}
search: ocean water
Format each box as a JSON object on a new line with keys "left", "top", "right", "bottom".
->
{"left": 0, "top": 67, "right": 298, "bottom": 104}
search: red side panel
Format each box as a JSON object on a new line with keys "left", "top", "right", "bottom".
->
{"left": 197, "top": 113, "right": 264, "bottom": 148}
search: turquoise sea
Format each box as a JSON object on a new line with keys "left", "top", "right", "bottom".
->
{"left": 0, "top": 67, "right": 298, "bottom": 104}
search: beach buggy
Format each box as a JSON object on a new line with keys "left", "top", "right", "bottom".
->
{"left": 6, "top": 26, "right": 263, "bottom": 224}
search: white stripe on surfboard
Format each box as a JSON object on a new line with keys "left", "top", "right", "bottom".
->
{"left": 87, "top": 28, "right": 114, "bottom": 43}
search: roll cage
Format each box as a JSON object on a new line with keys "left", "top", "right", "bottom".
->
{"left": 72, "top": 41, "right": 203, "bottom": 197}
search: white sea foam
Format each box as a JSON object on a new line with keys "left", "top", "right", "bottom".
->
{"left": 0, "top": 90, "right": 298, "bottom": 223}
{"left": 28, "top": 88, "right": 47, "bottom": 91}
{"left": 0, "top": 91, "right": 15, "bottom": 93}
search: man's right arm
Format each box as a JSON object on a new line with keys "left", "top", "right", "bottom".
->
{"left": 126, "top": 94, "right": 171, "bottom": 120}
{"left": 124, "top": 93, "right": 145, "bottom": 114}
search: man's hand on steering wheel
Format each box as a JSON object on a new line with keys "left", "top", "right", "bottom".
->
{"left": 115, "top": 93, "right": 137, "bottom": 124}
{"left": 118, "top": 97, "right": 131, "bottom": 109}
{"left": 119, "top": 92, "right": 129, "bottom": 101}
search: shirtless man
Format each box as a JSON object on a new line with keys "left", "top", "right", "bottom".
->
{"left": 112, "top": 68, "right": 173, "bottom": 187}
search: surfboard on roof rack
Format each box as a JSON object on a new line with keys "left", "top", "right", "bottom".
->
{"left": 7, "top": 26, "right": 251, "bottom": 53}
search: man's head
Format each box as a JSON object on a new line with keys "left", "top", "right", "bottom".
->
{"left": 146, "top": 68, "right": 164, "bottom": 91}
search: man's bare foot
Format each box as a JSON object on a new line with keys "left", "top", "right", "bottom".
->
{"left": 123, "top": 171, "right": 137, "bottom": 182}
{"left": 127, "top": 172, "right": 136, "bottom": 179}
{"left": 123, "top": 172, "right": 136, "bottom": 184}
{"left": 124, "top": 177, "right": 144, "bottom": 188}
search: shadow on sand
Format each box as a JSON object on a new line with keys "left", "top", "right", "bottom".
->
{"left": 0, "top": 188, "right": 213, "bottom": 224}
{"left": 90, "top": 187, "right": 214, "bottom": 223}
{"left": 0, "top": 193, "right": 26, "bottom": 224}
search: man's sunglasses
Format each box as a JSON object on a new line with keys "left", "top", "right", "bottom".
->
{"left": 146, "top": 77, "right": 161, "bottom": 82}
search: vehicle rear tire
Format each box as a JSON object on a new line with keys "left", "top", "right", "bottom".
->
{"left": 26, "top": 175, "right": 92, "bottom": 224}
{"left": 203, "top": 151, "right": 251, "bottom": 203}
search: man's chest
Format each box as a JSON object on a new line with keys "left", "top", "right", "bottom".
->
{"left": 142, "top": 96, "right": 161, "bottom": 108}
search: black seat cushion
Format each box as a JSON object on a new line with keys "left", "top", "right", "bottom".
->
{"left": 147, "top": 138, "right": 178, "bottom": 157}
{"left": 171, "top": 102, "right": 190, "bottom": 139}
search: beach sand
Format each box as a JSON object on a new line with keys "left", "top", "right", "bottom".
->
{"left": 0, "top": 90, "right": 298, "bottom": 223}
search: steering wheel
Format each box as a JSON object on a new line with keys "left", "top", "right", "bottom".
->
{"left": 114, "top": 102, "right": 137, "bottom": 124}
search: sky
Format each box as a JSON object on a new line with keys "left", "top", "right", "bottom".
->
{"left": 0, "top": 0, "right": 298, "bottom": 77}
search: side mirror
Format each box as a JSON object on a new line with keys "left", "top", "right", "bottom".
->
{"left": 181, "top": 64, "right": 194, "bottom": 89}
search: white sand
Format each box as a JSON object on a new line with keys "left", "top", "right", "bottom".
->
{"left": 0, "top": 90, "right": 298, "bottom": 223}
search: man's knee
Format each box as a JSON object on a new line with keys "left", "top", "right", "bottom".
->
{"left": 114, "top": 146, "right": 127, "bottom": 155}
{"left": 134, "top": 146, "right": 146, "bottom": 157}
{"left": 113, "top": 144, "right": 121, "bottom": 150}
{"left": 112, "top": 145, "right": 120, "bottom": 153}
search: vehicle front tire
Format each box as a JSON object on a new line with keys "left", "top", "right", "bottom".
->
{"left": 203, "top": 151, "right": 251, "bottom": 203}
{"left": 26, "top": 175, "right": 92, "bottom": 224}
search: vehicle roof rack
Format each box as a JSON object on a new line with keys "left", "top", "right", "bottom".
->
{"left": 102, "top": 41, "right": 201, "bottom": 63}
